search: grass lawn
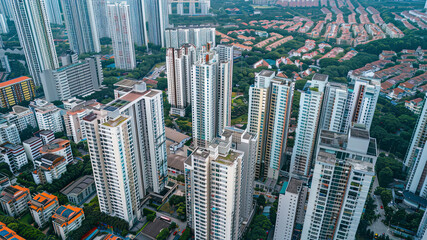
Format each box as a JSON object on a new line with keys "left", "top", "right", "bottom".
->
{"left": 159, "top": 202, "right": 175, "bottom": 215}
{"left": 231, "top": 114, "right": 248, "bottom": 126}
{"left": 20, "top": 212, "right": 34, "bottom": 225}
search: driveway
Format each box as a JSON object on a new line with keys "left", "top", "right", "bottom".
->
{"left": 368, "top": 177, "right": 400, "bottom": 240}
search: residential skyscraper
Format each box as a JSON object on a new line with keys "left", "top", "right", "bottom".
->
{"left": 128, "top": 0, "right": 147, "bottom": 46}
{"left": 405, "top": 94, "right": 427, "bottom": 197}
{"left": 11, "top": 0, "right": 59, "bottom": 86}
{"left": 0, "top": 0, "right": 13, "bottom": 19}
{"left": 31, "top": 99, "right": 64, "bottom": 133}
{"left": 83, "top": 82, "right": 168, "bottom": 225}
{"left": 103, "top": 82, "right": 168, "bottom": 194}
{"left": 61, "top": 0, "right": 101, "bottom": 54}
{"left": 145, "top": 0, "right": 169, "bottom": 47}
{"left": 83, "top": 113, "right": 141, "bottom": 227}
{"left": 168, "top": 0, "right": 210, "bottom": 15}
{"left": 320, "top": 78, "right": 380, "bottom": 134}
{"left": 274, "top": 178, "right": 307, "bottom": 240}
{"left": 107, "top": 2, "right": 136, "bottom": 70}
{"left": 192, "top": 45, "right": 233, "bottom": 147}
{"left": 290, "top": 73, "right": 328, "bottom": 177}
{"left": 185, "top": 134, "right": 243, "bottom": 240}
{"left": 91, "top": 0, "right": 109, "bottom": 38}
{"left": 165, "top": 26, "right": 216, "bottom": 49}
{"left": 248, "top": 70, "right": 294, "bottom": 180}
{"left": 223, "top": 126, "right": 257, "bottom": 222}
{"left": 44, "top": 0, "right": 62, "bottom": 25}
{"left": 417, "top": 210, "right": 427, "bottom": 240}
{"left": 166, "top": 44, "right": 196, "bottom": 116}
{"left": 0, "top": 76, "right": 35, "bottom": 109}
{"left": 347, "top": 77, "right": 381, "bottom": 130}
{"left": 301, "top": 126, "right": 377, "bottom": 240}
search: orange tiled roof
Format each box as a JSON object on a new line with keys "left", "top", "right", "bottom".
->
{"left": 0, "top": 76, "right": 31, "bottom": 88}
{"left": 0, "top": 222, "right": 25, "bottom": 240}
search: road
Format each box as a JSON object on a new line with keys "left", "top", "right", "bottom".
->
{"left": 368, "top": 177, "right": 400, "bottom": 240}
{"left": 154, "top": 211, "right": 187, "bottom": 240}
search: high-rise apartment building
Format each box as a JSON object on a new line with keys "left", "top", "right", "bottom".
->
{"left": 184, "top": 134, "right": 243, "bottom": 240}
{"left": 0, "top": 0, "right": 13, "bottom": 19}
{"left": 248, "top": 70, "right": 294, "bottom": 180}
{"left": 290, "top": 74, "right": 328, "bottom": 177}
{"left": 107, "top": 2, "right": 136, "bottom": 70}
{"left": 346, "top": 77, "right": 380, "bottom": 131}
{"left": 63, "top": 100, "right": 101, "bottom": 143}
{"left": 41, "top": 57, "right": 104, "bottom": 102}
{"left": 192, "top": 45, "right": 233, "bottom": 147}
{"left": 91, "top": 0, "right": 109, "bottom": 38}
{"left": 320, "top": 78, "right": 380, "bottom": 134}
{"left": 223, "top": 126, "right": 257, "bottom": 222}
{"left": 102, "top": 82, "right": 167, "bottom": 194}
{"left": 166, "top": 44, "right": 196, "bottom": 116}
{"left": 11, "top": 0, "right": 59, "bottom": 86}
{"left": 405, "top": 94, "right": 427, "bottom": 197}
{"left": 83, "top": 83, "right": 167, "bottom": 225}
{"left": 168, "top": 0, "right": 210, "bottom": 15}
{"left": 83, "top": 113, "right": 141, "bottom": 227}
{"left": 40, "top": 139, "right": 73, "bottom": 164}
{"left": 301, "top": 126, "right": 377, "bottom": 240}
{"left": 165, "top": 26, "right": 216, "bottom": 49}
{"left": 417, "top": 210, "right": 427, "bottom": 240}
{"left": 274, "top": 178, "right": 307, "bottom": 240}
{"left": 145, "top": 0, "right": 169, "bottom": 47}
{"left": 61, "top": 0, "right": 101, "bottom": 54}
{"left": 23, "top": 137, "right": 43, "bottom": 162}
{"left": 128, "top": 0, "right": 147, "bottom": 46}
{"left": 44, "top": 0, "right": 62, "bottom": 25}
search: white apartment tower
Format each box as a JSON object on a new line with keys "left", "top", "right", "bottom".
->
{"left": 347, "top": 77, "right": 381, "bottom": 130}
{"left": 165, "top": 26, "right": 216, "bottom": 49}
{"left": 107, "top": 2, "right": 136, "bottom": 70}
{"left": 83, "top": 113, "right": 141, "bottom": 227}
{"left": 274, "top": 178, "right": 306, "bottom": 240}
{"left": 91, "top": 0, "right": 109, "bottom": 38}
{"left": 166, "top": 44, "right": 196, "bottom": 116}
{"left": 192, "top": 45, "right": 233, "bottom": 147}
{"left": 247, "top": 70, "right": 294, "bottom": 180}
{"left": 320, "top": 82, "right": 349, "bottom": 133}
{"left": 61, "top": 0, "right": 101, "bottom": 54}
{"left": 44, "top": 0, "right": 62, "bottom": 25}
{"left": 405, "top": 94, "right": 427, "bottom": 197}
{"left": 290, "top": 73, "right": 328, "bottom": 177}
{"left": 184, "top": 134, "right": 243, "bottom": 240}
{"left": 301, "top": 127, "right": 377, "bottom": 240}
{"left": 11, "top": 0, "right": 59, "bottom": 86}
{"left": 103, "top": 82, "right": 168, "bottom": 194}
{"left": 223, "top": 126, "right": 257, "bottom": 222}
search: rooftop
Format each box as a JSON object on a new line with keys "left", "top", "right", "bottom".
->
{"left": 214, "top": 151, "right": 241, "bottom": 166}
{"left": 258, "top": 70, "right": 275, "bottom": 77}
{"left": 0, "top": 76, "right": 31, "bottom": 88}
{"left": 312, "top": 73, "right": 329, "bottom": 82}
{"left": 102, "top": 116, "right": 128, "bottom": 128}
{"left": 165, "top": 127, "right": 190, "bottom": 143}
{"left": 23, "top": 137, "right": 42, "bottom": 145}
{"left": 167, "top": 154, "right": 186, "bottom": 172}
{"left": 286, "top": 178, "right": 303, "bottom": 194}
{"left": 60, "top": 175, "right": 94, "bottom": 196}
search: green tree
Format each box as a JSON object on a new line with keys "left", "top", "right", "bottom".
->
{"left": 156, "top": 228, "right": 170, "bottom": 240}
{"left": 147, "top": 214, "right": 156, "bottom": 222}
{"left": 257, "top": 195, "right": 266, "bottom": 207}
{"left": 380, "top": 188, "right": 393, "bottom": 206}
{"left": 378, "top": 167, "right": 394, "bottom": 188}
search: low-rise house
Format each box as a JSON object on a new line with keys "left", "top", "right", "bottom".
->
{"left": 23, "top": 137, "right": 43, "bottom": 162}
{"left": 52, "top": 205, "right": 85, "bottom": 240}
{"left": 0, "top": 222, "right": 25, "bottom": 240}
{"left": 405, "top": 98, "right": 424, "bottom": 114}
{"left": 29, "top": 192, "right": 59, "bottom": 227}
{"left": 40, "top": 139, "right": 73, "bottom": 164}
{"left": 387, "top": 88, "right": 406, "bottom": 100}
{"left": 0, "top": 185, "right": 30, "bottom": 217}
{"left": 0, "top": 143, "right": 28, "bottom": 174}
{"left": 60, "top": 175, "right": 96, "bottom": 206}
{"left": 32, "top": 154, "right": 67, "bottom": 184}
{"left": 167, "top": 154, "right": 186, "bottom": 177}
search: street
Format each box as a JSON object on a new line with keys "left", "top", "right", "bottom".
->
{"left": 368, "top": 177, "right": 400, "bottom": 240}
